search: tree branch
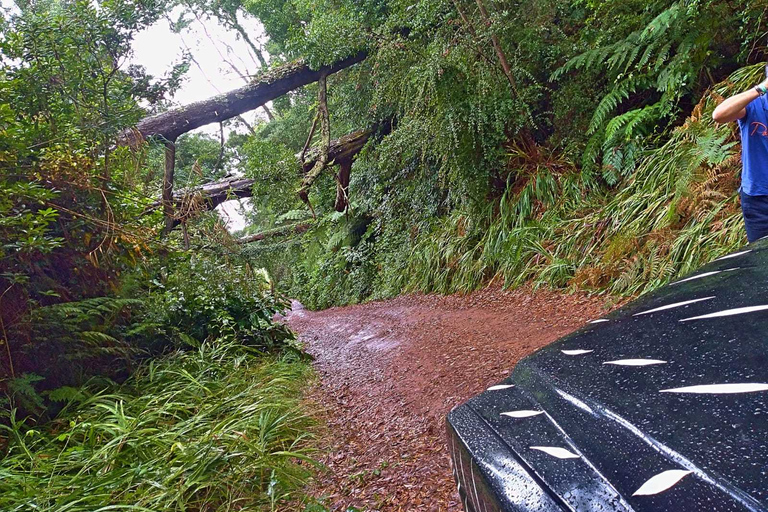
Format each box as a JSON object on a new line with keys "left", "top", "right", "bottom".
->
{"left": 238, "top": 222, "right": 312, "bottom": 244}
{"left": 473, "top": 0, "right": 520, "bottom": 96}
{"left": 300, "top": 113, "right": 319, "bottom": 163}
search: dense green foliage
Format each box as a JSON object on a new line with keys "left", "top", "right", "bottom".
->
{"left": 1, "top": 0, "right": 180, "bottom": 394}
{"left": 234, "top": 0, "right": 768, "bottom": 309}
{"left": 3, "top": 0, "right": 768, "bottom": 507}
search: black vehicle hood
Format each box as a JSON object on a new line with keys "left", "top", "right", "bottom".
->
{"left": 459, "top": 242, "right": 768, "bottom": 511}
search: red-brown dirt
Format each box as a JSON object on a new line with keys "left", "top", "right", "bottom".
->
{"left": 284, "top": 286, "right": 615, "bottom": 511}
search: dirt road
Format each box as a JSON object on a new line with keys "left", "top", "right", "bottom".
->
{"left": 285, "top": 286, "right": 612, "bottom": 511}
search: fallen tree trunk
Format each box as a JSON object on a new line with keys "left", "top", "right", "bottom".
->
{"left": 179, "top": 176, "right": 256, "bottom": 211}
{"left": 124, "top": 52, "right": 367, "bottom": 144}
{"left": 145, "top": 176, "right": 255, "bottom": 213}
{"left": 237, "top": 222, "right": 312, "bottom": 244}
{"left": 301, "top": 127, "right": 374, "bottom": 172}
{"left": 143, "top": 126, "right": 377, "bottom": 232}
{"left": 151, "top": 127, "right": 375, "bottom": 213}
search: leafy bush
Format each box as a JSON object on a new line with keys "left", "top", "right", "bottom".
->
{"left": 132, "top": 252, "right": 294, "bottom": 351}
{"left": 0, "top": 0, "right": 184, "bottom": 413}
{"left": 0, "top": 340, "right": 317, "bottom": 511}
{"left": 6, "top": 297, "right": 142, "bottom": 416}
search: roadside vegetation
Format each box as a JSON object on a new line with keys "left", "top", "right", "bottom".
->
{"left": 400, "top": 69, "right": 756, "bottom": 299}
{"left": 0, "top": 2, "right": 317, "bottom": 510}
{"left": 2, "top": 0, "right": 768, "bottom": 509}
{"left": 0, "top": 342, "right": 315, "bottom": 511}
{"left": 235, "top": 0, "right": 768, "bottom": 309}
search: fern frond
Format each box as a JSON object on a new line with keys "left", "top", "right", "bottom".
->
{"left": 639, "top": 2, "right": 682, "bottom": 43}
{"left": 326, "top": 229, "right": 348, "bottom": 252}
{"left": 277, "top": 210, "right": 312, "bottom": 222}
{"left": 588, "top": 77, "right": 647, "bottom": 134}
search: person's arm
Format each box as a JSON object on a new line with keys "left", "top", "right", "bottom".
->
{"left": 712, "top": 80, "right": 768, "bottom": 124}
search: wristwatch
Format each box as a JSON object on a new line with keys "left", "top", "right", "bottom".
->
{"left": 756, "top": 84, "right": 768, "bottom": 96}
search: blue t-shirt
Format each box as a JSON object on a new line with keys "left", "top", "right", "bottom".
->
{"left": 738, "top": 95, "right": 768, "bottom": 196}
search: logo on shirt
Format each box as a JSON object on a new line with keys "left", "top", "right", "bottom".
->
{"left": 751, "top": 122, "right": 768, "bottom": 137}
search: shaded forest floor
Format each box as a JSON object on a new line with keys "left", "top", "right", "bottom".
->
{"left": 284, "top": 286, "right": 616, "bottom": 511}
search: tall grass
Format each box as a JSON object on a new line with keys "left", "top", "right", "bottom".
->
{"left": 0, "top": 341, "right": 317, "bottom": 512}
{"left": 405, "top": 64, "right": 764, "bottom": 298}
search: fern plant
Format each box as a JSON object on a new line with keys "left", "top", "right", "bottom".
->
{"left": 553, "top": 0, "right": 755, "bottom": 178}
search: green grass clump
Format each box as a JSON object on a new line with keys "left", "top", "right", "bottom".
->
{"left": 0, "top": 341, "right": 317, "bottom": 512}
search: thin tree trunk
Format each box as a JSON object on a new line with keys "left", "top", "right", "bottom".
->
{"left": 473, "top": 0, "right": 519, "bottom": 96}
{"left": 453, "top": 0, "right": 477, "bottom": 37}
{"left": 462, "top": 0, "right": 537, "bottom": 148}
{"left": 451, "top": 0, "right": 499, "bottom": 70}
{"left": 162, "top": 139, "right": 177, "bottom": 236}
{"left": 214, "top": 122, "right": 225, "bottom": 172}
{"left": 262, "top": 104, "right": 275, "bottom": 121}
{"left": 237, "top": 222, "right": 312, "bottom": 244}
{"left": 300, "top": 113, "right": 319, "bottom": 163}
{"left": 237, "top": 115, "right": 257, "bottom": 135}
{"left": 231, "top": 11, "right": 270, "bottom": 68}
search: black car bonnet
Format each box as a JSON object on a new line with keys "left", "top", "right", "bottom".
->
{"left": 449, "top": 241, "right": 768, "bottom": 512}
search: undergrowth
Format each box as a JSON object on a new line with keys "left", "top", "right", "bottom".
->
{"left": 250, "top": 64, "right": 764, "bottom": 309}
{"left": 0, "top": 340, "right": 317, "bottom": 512}
{"left": 400, "top": 64, "right": 762, "bottom": 298}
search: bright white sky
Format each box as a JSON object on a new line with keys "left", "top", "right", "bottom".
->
{"left": 132, "top": 7, "right": 269, "bottom": 129}
{"left": 131, "top": 8, "right": 268, "bottom": 232}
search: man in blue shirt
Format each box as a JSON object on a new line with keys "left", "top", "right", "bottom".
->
{"left": 713, "top": 76, "right": 768, "bottom": 242}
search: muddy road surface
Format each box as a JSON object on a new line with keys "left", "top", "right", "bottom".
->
{"left": 285, "top": 286, "right": 613, "bottom": 511}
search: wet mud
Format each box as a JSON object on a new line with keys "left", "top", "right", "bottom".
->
{"left": 285, "top": 286, "right": 612, "bottom": 511}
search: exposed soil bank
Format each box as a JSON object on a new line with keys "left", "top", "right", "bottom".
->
{"left": 285, "top": 286, "right": 614, "bottom": 511}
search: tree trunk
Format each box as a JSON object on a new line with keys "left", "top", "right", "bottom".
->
{"left": 457, "top": 0, "right": 537, "bottom": 149}
{"left": 162, "top": 140, "right": 177, "bottom": 236}
{"left": 238, "top": 222, "right": 312, "bottom": 244}
{"left": 176, "top": 177, "right": 256, "bottom": 212}
{"left": 301, "top": 127, "right": 375, "bottom": 172}
{"left": 145, "top": 127, "right": 376, "bottom": 224}
{"left": 123, "top": 53, "right": 366, "bottom": 145}
{"left": 261, "top": 104, "right": 275, "bottom": 121}
{"left": 473, "top": 0, "right": 519, "bottom": 96}
{"left": 230, "top": 11, "right": 269, "bottom": 68}
{"left": 300, "top": 113, "right": 319, "bottom": 163}
{"left": 335, "top": 159, "right": 352, "bottom": 212}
